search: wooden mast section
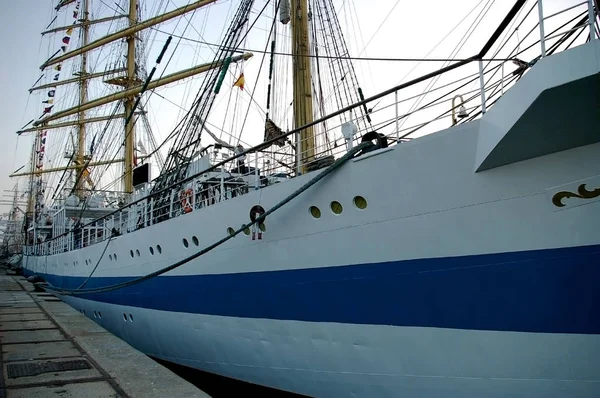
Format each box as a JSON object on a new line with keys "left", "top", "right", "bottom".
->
{"left": 12, "top": 158, "right": 125, "bottom": 178}
{"left": 290, "top": 0, "right": 316, "bottom": 173}
{"left": 123, "top": 0, "right": 138, "bottom": 194}
{"left": 75, "top": 0, "right": 90, "bottom": 198}
{"left": 39, "top": 0, "right": 219, "bottom": 70}
{"left": 33, "top": 53, "right": 253, "bottom": 125}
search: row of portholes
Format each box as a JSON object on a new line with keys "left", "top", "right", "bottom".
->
{"left": 74, "top": 259, "right": 104, "bottom": 267}
{"left": 78, "top": 308, "right": 133, "bottom": 323}
{"left": 182, "top": 193, "right": 362, "bottom": 243}
{"left": 182, "top": 236, "right": 199, "bottom": 248}
{"left": 77, "top": 308, "right": 102, "bottom": 320}
{"left": 309, "top": 196, "right": 368, "bottom": 219}
{"left": 125, "top": 245, "right": 163, "bottom": 258}
{"left": 226, "top": 222, "right": 267, "bottom": 238}
{"left": 182, "top": 222, "right": 268, "bottom": 246}
{"left": 105, "top": 245, "right": 165, "bottom": 261}
{"left": 149, "top": 245, "right": 162, "bottom": 255}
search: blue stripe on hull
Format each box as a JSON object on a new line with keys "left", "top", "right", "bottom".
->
{"left": 30, "top": 244, "right": 600, "bottom": 334}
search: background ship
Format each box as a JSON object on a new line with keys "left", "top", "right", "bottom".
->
{"left": 11, "top": 0, "right": 600, "bottom": 396}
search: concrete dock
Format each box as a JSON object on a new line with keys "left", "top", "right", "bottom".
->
{"left": 0, "top": 273, "right": 210, "bottom": 398}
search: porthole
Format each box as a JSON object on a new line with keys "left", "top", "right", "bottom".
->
{"left": 309, "top": 206, "right": 321, "bottom": 219}
{"left": 192, "top": 236, "right": 199, "bottom": 246}
{"left": 130, "top": 250, "right": 134, "bottom": 258}
{"left": 243, "top": 227, "right": 251, "bottom": 236}
{"left": 156, "top": 245, "right": 162, "bottom": 254}
{"left": 258, "top": 223, "right": 267, "bottom": 232}
{"left": 353, "top": 196, "right": 368, "bottom": 210}
{"left": 114, "top": 253, "right": 118, "bottom": 261}
{"left": 129, "top": 314, "right": 133, "bottom": 322}
{"left": 149, "top": 247, "right": 154, "bottom": 255}
{"left": 93, "top": 311, "right": 97, "bottom": 318}
{"left": 123, "top": 314, "right": 127, "bottom": 322}
{"left": 98, "top": 312, "right": 102, "bottom": 319}
{"left": 109, "top": 254, "right": 113, "bottom": 261}
{"left": 182, "top": 238, "right": 189, "bottom": 248}
{"left": 136, "top": 249, "right": 140, "bottom": 257}
{"left": 330, "top": 201, "right": 343, "bottom": 215}
{"left": 227, "top": 227, "right": 235, "bottom": 236}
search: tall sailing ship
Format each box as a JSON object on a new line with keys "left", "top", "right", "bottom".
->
{"left": 12, "top": 0, "right": 600, "bottom": 396}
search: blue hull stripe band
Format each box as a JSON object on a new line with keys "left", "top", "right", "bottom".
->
{"left": 25, "top": 244, "right": 600, "bottom": 334}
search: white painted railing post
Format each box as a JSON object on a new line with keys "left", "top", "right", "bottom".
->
{"left": 395, "top": 90, "right": 400, "bottom": 142}
{"left": 478, "top": 60, "right": 487, "bottom": 114}
{"left": 296, "top": 131, "right": 302, "bottom": 175}
{"left": 538, "top": 0, "right": 546, "bottom": 57}
{"left": 219, "top": 172, "right": 226, "bottom": 202}
{"left": 254, "top": 152, "right": 259, "bottom": 190}
{"left": 588, "top": 0, "right": 597, "bottom": 40}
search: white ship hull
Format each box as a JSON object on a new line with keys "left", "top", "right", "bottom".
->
{"left": 48, "top": 300, "right": 600, "bottom": 397}
{"left": 23, "top": 42, "right": 600, "bottom": 397}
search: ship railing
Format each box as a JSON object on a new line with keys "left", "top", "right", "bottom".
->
{"left": 538, "top": 0, "right": 597, "bottom": 57}
{"left": 26, "top": 222, "right": 114, "bottom": 257}
{"left": 25, "top": 0, "right": 597, "bottom": 257}
{"left": 149, "top": 0, "right": 595, "bottom": 221}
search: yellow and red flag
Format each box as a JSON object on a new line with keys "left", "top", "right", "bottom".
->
{"left": 233, "top": 73, "right": 245, "bottom": 90}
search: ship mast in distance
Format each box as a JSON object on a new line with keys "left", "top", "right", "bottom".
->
{"left": 15, "top": 0, "right": 235, "bottom": 200}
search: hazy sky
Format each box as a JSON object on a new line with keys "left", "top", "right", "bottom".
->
{"left": 0, "top": 0, "right": 583, "bottom": 216}
{"left": 0, "top": 1, "right": 50, "bottom": 213}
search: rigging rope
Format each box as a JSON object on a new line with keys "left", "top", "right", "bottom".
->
{"left": 151, "top": 26, "right": 521, "bottom": 62}
{"left": 75, "top": 234, "right": 114, "bottom": 290}
{"left": 41, "top": 140, "right": 373, "bottom": 296}
{"left": 151, "top": 0, "right": 256, "bottom": 196}
{"left": 234, "top": 0, "right": 280, "bottom": 147}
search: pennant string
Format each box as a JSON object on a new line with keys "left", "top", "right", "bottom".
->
{"left": 39, "top": 0, "right": 81, "bottom": 119}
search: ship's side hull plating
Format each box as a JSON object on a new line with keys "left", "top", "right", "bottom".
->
{"left": 23, "top": 122, "right": 600, "bottom": 396}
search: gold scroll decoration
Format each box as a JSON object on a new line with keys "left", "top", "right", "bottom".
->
{"left": 551, "top": 184, "right": 600, "bottom": 207}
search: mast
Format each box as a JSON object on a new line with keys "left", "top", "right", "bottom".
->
{"left": 17, "top": 0, "right": 240, "bottom": 192}
{"left": 39, "top": 0, "right": 218, "bottom": 70}
{"left": 124, "top": 0, "right": 138, "bottom": 194}
{"left": 25, "top": 134, "right": 37, "bottom": 245}
{"left": 34, "top": 53, "right": 252, "bottom": 125}
{"left": 76, "top": 0, "right": 90, "bottom": 198}
{"left": 290, "top": 0, "right": 316, "bottom": 173}
{"left": 26, "top": 141, "right": 36, "bottom": 215}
